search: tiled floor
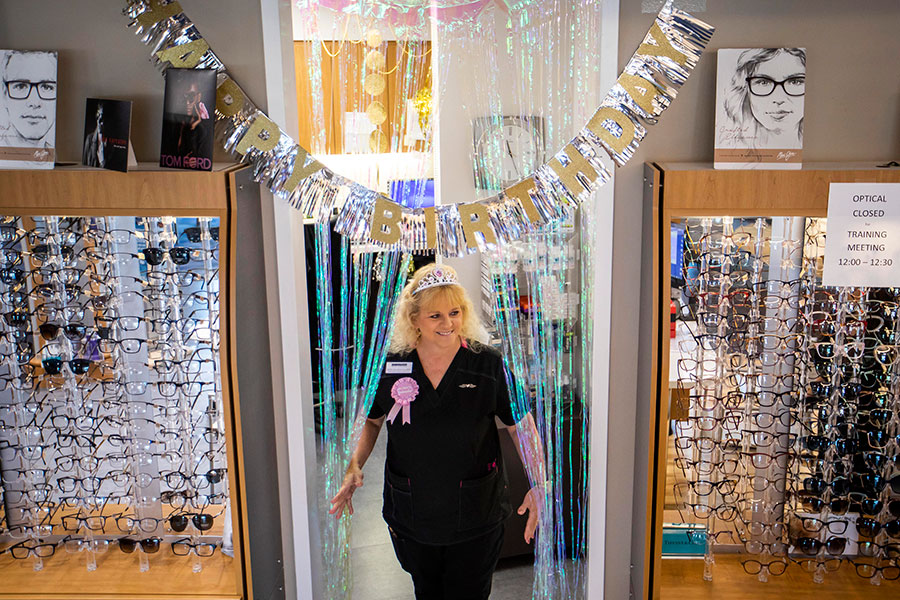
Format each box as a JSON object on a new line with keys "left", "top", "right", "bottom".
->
{"left": 320, "top": 424, "right": 536, "bottom": 600}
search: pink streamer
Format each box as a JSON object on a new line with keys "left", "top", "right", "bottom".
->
{"left": 318, "top": 0, "right": 506, "bottom": 26}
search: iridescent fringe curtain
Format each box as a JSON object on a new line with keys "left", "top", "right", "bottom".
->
{"left": 313, "top": 225, "right": 411, "bottom": 598}
{"left": 485, "top": 215, "right": 594, "bottom": 599}
{"left": 301, "top": 2, "right": 605, "bottom": 598}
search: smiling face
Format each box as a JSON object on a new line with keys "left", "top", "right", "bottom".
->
{"left": 3, "top": 52, "right": 57, "bottom": 144}
{"left": 413, "top": 294, "right": 464, "bottom": 351}
{"left": 747, "top": 51, "right": 804, "bottom": 136}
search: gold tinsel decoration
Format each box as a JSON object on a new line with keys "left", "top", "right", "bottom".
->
{"left": 413, "top": 85, "right": 432, "bottom": 132}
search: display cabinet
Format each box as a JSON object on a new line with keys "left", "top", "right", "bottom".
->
{"left": 0, "top": 164, "right": 251, "bottom": 600}
{"left": 645, "top": 162, "right": 900, "bottom": 600}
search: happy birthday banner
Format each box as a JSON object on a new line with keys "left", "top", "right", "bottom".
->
{"left": 124, "top": 0, "right": 713, "bottom": 256}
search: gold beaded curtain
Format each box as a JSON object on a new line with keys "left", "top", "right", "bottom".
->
{"left": 294, "top": 38, "right": 432, "bottom": 155}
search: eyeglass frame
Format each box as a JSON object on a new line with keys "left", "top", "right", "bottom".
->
{"left": 745, "top": 75, "right": 805, "bottom": 97}
{"left": 3, "top": 79, "right": 58, "bottom": 101}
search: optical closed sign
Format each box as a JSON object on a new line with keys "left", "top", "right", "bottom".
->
{"left": 823, "top": 183, "right": 900, "bottom": 288}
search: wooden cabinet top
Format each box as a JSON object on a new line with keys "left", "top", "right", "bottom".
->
{"left": 652, "top": 162, "right": 900, "bottom": 217}
{"left": 0, "top": 163, "right": 244, "bottom": 215}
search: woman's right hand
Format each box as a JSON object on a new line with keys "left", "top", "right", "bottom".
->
{"left": 328, "top": 466, "right": 364, "bottom": 518}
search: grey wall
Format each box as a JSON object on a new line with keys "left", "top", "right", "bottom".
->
{"left": 0, "top": 0, "right": 266, "bottom": 163}
{"left": 612, "top": 1, "right": 900, "bottom": 599}
{"left": 235, "top": 168, "right": 286, "bottom": 600}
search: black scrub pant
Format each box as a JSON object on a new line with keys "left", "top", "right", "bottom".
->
{"left": 389, "top": 523, "right": 505, "bottom": 600}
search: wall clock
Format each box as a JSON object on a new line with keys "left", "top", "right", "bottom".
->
{"left": 472, "top": 115, "right": 545, "bottom": 190}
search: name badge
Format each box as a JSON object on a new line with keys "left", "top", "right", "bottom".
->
{"left": 385, "top": 361, "right": 413, "bottom": 374}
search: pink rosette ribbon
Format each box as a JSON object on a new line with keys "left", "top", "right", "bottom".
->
{"left": 388, "top": 377, "right": 419, "bottom": 425}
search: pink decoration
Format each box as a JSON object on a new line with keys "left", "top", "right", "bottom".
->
{"left": 388, "top": 377, "right": 419, "bottom": 424}
{"left": 317, "top": 0, "right": 505, "bottom": 27}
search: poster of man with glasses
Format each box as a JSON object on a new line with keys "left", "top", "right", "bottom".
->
{"left": 0, "top": 49, "right": 57, "bottom": 169}
{"left": 714, "top": 47, "right": 806, "bottom": 170}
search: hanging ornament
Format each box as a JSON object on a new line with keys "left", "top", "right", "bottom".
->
{"left": 366, "top": 101, "right": 388, "bottom": 126}
{"left": 365, "top": 49, "right": 386, "bottom": 72}
{"left": 369, "top": 128, "right": 390, "bottom": 153}
{"left": 365, "top": 28, "right": 382, "bottom": 48}
{"left": 365, "top": 73, "right": 386, "bottom": 96}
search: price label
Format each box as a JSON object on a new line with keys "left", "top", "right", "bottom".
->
{"left": 823, "top": 183, "right": 900, "bottom": 287}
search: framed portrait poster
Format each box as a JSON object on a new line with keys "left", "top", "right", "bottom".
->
{"left": 714, "top": 48, "right": 806, "bottom": 170}
{"left": 0, "top": 50, "right": 57, "bottom": 170}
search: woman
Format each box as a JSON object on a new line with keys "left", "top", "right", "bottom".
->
{"left": 721, "top": 47, "right": 806, "bottom": 150}
{"left": 330, "top": 263, "right": 545, "bottom": 600}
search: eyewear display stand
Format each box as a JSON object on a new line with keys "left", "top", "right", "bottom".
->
{"left": 0, "top": 164, "right": 250, "bottom": 600}
{"left": 645, "top": 162, "right": 900, "bottom": 600}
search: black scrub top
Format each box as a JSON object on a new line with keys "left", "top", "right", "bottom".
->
{"left": 368, "top": 345, "right": 519, "bottom": 545}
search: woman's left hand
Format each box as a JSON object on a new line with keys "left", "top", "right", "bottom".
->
{"left": 517, "top": 485, "right": 543, "bottom": 544}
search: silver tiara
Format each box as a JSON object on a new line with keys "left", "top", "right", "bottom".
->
{"left": 412, "top": 266, "right": 458, "bottom": 295}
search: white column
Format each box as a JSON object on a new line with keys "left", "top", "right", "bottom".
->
{"left": 587, "top": 0, "right": 620, "bottom": 598}
{"left": 260, "top": 1, "right": 322, "bottom": 598}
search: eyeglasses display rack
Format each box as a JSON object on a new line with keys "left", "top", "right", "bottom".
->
{"left": 0, "top": 165, "right": 248, "bottom": 600}
{"left": 646, "top": 162, "right": 900, "bottom": 600}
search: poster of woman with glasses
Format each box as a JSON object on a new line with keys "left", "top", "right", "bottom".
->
{"left": 0, "top": 49, "right": 58, "bottom": 170}
{"left": 714, "top": 47, "right": 806, "bottom": 170}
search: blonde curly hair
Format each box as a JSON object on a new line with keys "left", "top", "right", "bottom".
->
{"left": 389, "top": 263, "right": 487, "bottom": 354}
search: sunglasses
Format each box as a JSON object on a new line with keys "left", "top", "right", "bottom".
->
{"left": 0, "top": 266, "right": 26, "bottom": 284}
{"left": 857, "top": 517, "right": 885, "bottom": 538}
{"left": 182, "top": 226, "right": 219, "bottom": 243}
{"left": 792, "top": 536, "right": 847, "bottom": 556}
{"left": 38, "top": 322, "right": 87, "bottom": 341}
{"left": 141, "top": 246, "right": 193, "bottom": 266}
{"left": 117, "top": 537, "right": 161, "bottom": 554}
{"left": 40, "top": 357, "right": 92, "bottom": 376}
{"left": 168, "top": 512, "right": 214, "bottom": 532}
{"left": 29, "top": 243, "right": 76, "bottom": 264}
